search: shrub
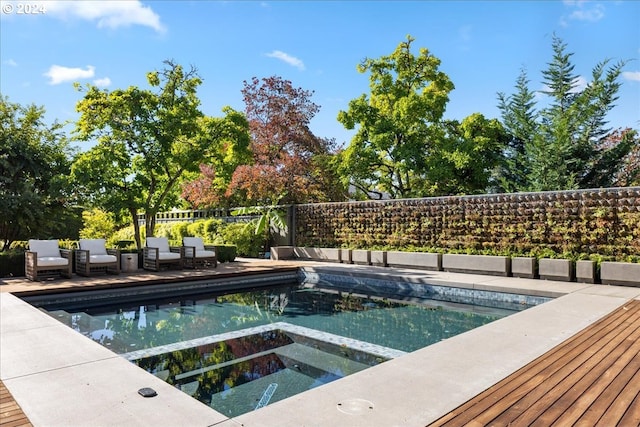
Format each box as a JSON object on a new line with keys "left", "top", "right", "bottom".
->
{"left": 0, "top": 250, "right": 25, "bottom": 277}
{"left": 219, "top": 223, "right": 262, "bottom": 257}
{"left": 216, "top": 245, "right": 237, "bottom": 262}
{"left": 79, "top": 208, "right": 117, "bottom": 240}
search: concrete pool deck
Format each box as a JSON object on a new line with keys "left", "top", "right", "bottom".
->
{"left": 1, "top": 258, "right": 640, "bottom": 426}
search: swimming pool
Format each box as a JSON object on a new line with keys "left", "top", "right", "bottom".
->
{"left": 30, "top": 269, "right": 551, "bottom": 417}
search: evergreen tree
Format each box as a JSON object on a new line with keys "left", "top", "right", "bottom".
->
{"left": 496, "top": 69, "right": 538, "bottom": 192}
{"left": 496, "top": 35, "right": 632, "bottom": 191}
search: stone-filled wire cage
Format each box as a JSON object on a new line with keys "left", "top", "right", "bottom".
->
{"left": 293, "top": 187, "right": 640, "bottom": 259}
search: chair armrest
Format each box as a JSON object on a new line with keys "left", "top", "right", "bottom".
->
{"left": 183, "top": 245, "right": 196, "bottom": 258}
{"left": 170, "top": 246, "right": 184, "bottom": 257}
{"left": 203, "top": 245, "right": 217, "bottom": 252}
{"left": 144, "top": 247, "right": 159, "bottom": 259}
{"left": 107, "top": 248, "right": 120, "bottom": 257}
{"left": 26, "top": 251, "right": 38, "bottom": 266}
{"left": 75, "top": 248, "right": 89, "bottom": 263}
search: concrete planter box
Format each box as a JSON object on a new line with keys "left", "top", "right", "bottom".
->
{"left": 293, "top": 247, "right": 341, "bottom": 263}
{"left": 386, "top": 251, "right": 442, "bottom": 271}
{"left": 601, "top": 262, "right": 640, "bottom": 286}
{"left": 576, "top": 260, "right": 598, "bottom": 284}
{"left": 512, "top": 257, "right": 537, "bottom": 279}
{"left": 442, "top": 254, "right": 511, "bottom": 277}
{"left": 370, "top": 250, "right": 387, "bottom": 267}
{"left": 539, "top": 258, "right": 574, "bottom": 282}
{"left": 270, "top": 246, "right": 295, "bottom": 260}
{"left": 350, "top": 249, "right": 370, "bottom": 265}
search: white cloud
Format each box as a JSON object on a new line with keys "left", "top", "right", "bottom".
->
{"left": 44, "top": 1, "right": 165, "bottom": 33}
{"left": 3, "top": 59, "right": 18, "bottom": 67}
{"left": 622, "top": 71, "right": 640, "bottom": 82}
{"left": 93, "top": 77, "right": 112, "bottom": 87}
{"left": 44, "top": 65, "right": 95, "bottom": 85}
{"left": 265, "top": 50, "right": 305, "bottom": 70}
{"left": 562, "top": 1, "right": 605, "bottom": 23}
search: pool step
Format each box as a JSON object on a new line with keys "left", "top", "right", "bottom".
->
{"left": 275, "top": 343, "right": 371, "bottom": 376}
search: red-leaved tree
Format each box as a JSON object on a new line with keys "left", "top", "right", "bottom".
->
{"left": 226, "top": 76, "right": 345, "bottom": 205}
{"left": 596, "top": 128, "right": 640, "bottom": 186}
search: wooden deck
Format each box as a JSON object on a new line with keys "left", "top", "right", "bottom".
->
{"left": 0, "top": 381, "right": 32, "bottom": 427}
{"left": 429, "top": 299, "right": 640, "bottom": 426}
{"left": 0, "top": 259, "right": 301, "bottom": 296}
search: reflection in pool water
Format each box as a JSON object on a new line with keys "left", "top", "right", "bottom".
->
{"left": 41, "top": 277, "right": 538, "bottom": 416}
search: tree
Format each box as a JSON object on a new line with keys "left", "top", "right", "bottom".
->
{"left": 431, "top": 114, "right": 509, "bottom": 196}
{"left": 79, "top": 208, "right": 117, "bottom": 240}
{"left": 0, "top": 96, "right": 77, "bottom": 250}
{"left": 596, "top": 128, "right": 640, "bottom": 186}
{"left": 497, "top": 36, "right": 633, "bottom": 191}
{"left": 226, "top": 76, "right": 344, "bottom": 206}
{"left": 496, "top": 69, "right": 538, "bottom": 192}
{"left": 72, "top": 60, "right": 248, "bottom": 248}
{"left": 337, "top": 35, "right": 455, "bottom": 199}
{"left": 180, "top": 110, "right": 251, "bottom": 209}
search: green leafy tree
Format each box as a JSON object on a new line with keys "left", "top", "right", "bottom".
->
{"left": 79, "top": 208, "right": 117, "bottom": 240}
{"left": 72, "top": 60, "right": 248, "bottom": 248}
{"left": 432, "top": 114, "right": 509, "bottom": 195}
{"left": 180, "top": 111, "right": 251, "bottom": 209}
{"left": 497, "top": 36, "right": 633, "bottom": 191}
{"left": 0, "top": 96, "right": 78, "bottom": 250}
{"left": 337, "top": 35, "right": 455, "bottom": 199}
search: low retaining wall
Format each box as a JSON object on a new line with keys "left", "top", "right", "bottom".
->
{"left": 442, "top": 254, "right": 511, "bottom": 277}
{"left": 276, "top": 247, "right": 640, "bottom": 287}
{"left": 601, "top": 262, "right": 640, "bottom": 286}
{"left": 386, "top": 251, "right": 442, "bottom": 271}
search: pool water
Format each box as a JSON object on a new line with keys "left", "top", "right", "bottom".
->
{"left": 40, "top": 278, "right": 531, "bottom": 417}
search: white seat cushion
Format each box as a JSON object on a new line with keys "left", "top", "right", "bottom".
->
{"left": 79, "top": 239, "right": 108, "bottom": 256}
{"left": 89, "top": 254, "right": 117, "bottom": 264}
{"left": 157, "top": 252, "right": 181, "bottom": 260}
{"left": 29, "top": 240, "right": 61, "bottom": 257}
{"left": 37, "top": 256, "right": 69, "bottom": 267}
{"left": 146, "top": 237, "right": 171, "bottom": 253}
{"left": 195, "top": 250, "right": 215, "bottom": 258}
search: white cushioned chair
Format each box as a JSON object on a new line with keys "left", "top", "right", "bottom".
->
{"left": 25, "top": 239, "right": 72, "bottom": 281}
{"left": 183, "top": 237, "right": 217, "bottom": 269}
{"left": 143, "top": 237, "right": 183, "bottom": 271}
{"left": 76, "top": 239, "right": 120, "bottom": 276}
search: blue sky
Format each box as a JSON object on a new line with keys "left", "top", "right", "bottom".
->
{"left": 1, "top": 0, "right": 638, "bottom": 151}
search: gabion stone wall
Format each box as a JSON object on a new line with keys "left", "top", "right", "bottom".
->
{"left": 294, "top": 187, "right": 640, "bottom": 258}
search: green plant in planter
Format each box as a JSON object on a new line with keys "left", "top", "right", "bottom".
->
{"left": 231, "top": 204, "right": 286, "bottom": 258}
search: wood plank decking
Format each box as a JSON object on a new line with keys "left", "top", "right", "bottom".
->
{"left": 429, "top": 299, "right": 640, "bottom": 427}
{"left": 0, "top": 381, "right": 32, "bottom": 427}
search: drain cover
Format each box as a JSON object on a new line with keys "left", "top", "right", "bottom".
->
{"left": 337, "top": 398, "right": 374, "bottom": 415}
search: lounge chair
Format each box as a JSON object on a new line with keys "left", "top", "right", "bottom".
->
{"left": 183, "top": 237, "right": 217, "bottom": 269}
{"left": 75, "top": 239, "right": 120, "bottom": 276}
{"left": 25, "top": 239, "right": 72, "bottom": 281}
{"left": 143, "top": 237, "right": 184, "bottom": 271}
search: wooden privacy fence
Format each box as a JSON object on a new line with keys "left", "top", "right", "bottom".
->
{"left": 293, "top": 187, "right": 640, "bottom": 259}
